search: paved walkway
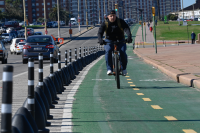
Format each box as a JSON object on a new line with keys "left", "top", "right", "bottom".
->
{"left": 134, "top": 44, "right": 200, "bottom": 90}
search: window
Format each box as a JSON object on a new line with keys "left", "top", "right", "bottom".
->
{"left": 0, "top": 1, "right": 4, "bottom": 5}
{"left": 36, "top": 8, "right": 39, "bottom": 11}
{"left": 47, "top": 2, "right": 50, "bottom": 5}
{"left": 48, "top": 8, "right": 50, "bottom": 10}
{"left": 36, "top": 3, "right": 39, "bottom": 6}
{"left": 37, "top": 13, "right": 39, "bottom": 16}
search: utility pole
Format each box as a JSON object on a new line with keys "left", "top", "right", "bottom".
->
{"left": 93, "top": 0, "right": 95, "bottom": 26}
{"left": 57, "top": 0, "right": 60, "bottom": 38}
{"left": 182, "top": 0, "right": 184, "bottom": 21}
{"left": 44, "top": 0, "right": 47, "bottom": 35}
{"left": 193, "top": 4, "right": 195, "bottom": 21}
{"left": 85, "top": 0, "right": 88, "bottom": 29}
{"left": 23, "top": 0, "right": 27, "bottom": 39}
{"left": 104, "top": 0, "right": 106, "bottom": 17}
{"left": 98, "top": 0, "right": 100, "bottom": 24}
{"left": 78, "top": 0, "right": 81, "bottom": 33}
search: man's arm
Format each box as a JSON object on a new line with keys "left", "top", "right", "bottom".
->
{"left": 120, "top": 19, "right": 132, "bottom": 38}
{"left": 98, "top": 21, "right": 106, "bottom": 41}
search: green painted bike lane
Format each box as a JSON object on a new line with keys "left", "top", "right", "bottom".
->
{"left": 72, "top": 24, "right": 200, "bottom": 133}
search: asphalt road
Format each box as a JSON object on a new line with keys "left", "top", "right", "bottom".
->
{"left": 0, "top": 25, "right": 103, "bottom": 131}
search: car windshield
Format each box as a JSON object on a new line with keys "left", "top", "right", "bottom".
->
{"left": 35, "top": 33, "right": 42, "bottom": 35}
{"left": 16, "top": 39, "right": 25, "bottom": 43}
{"left": 1, "top": 34, "right": 9, "bottom": 36}
{"left": 27, "top": 37, "right": 51, "bottom": 43}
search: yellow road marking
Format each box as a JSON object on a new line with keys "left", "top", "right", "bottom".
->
{"left": 130, "top": 85, "right": 135, "bottom": 86}
{"left": 128, "top": 82, "right": 133, "bottom": 83}
{"left": 151, "top": 105, "right": 163, "bottom": 109}
{"left": 127, "top": 79, "right": 131, "bottom": 80}
{"left": 125, "top": 76, "right": 130, "bottom": 77}
{"left": 133, "top": 88, "right": 140, "bottom": 90}
{"left": 182, "top": 129, "right": 197, "bottom": 133}
{"left": 142, "top": 98, "right": 151, "bottom": 101}
{"left": 137, "top": 93, "right": 144, "bottom": 95}
{"left": 164, "top": 116, "right": 177, "bottom": 121}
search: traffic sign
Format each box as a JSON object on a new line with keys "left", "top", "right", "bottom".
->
{"left": 58, "top": 38, "right": 64, "bottom": 44}
{"left": 78, "top": 19, "right": 80, "bottom": 22}
{"left": 45, "top": 30, "right": 48, "bottom": 34}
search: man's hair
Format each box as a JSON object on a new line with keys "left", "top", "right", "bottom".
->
{"left": 107, "top": 10, "right": 116, "bottom": 16}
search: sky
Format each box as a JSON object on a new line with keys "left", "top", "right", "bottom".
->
{"left": 181, "top": 0, "right": 196, "bottom": 8}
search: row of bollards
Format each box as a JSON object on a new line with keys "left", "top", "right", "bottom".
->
{"left": 1, "top": 45, "right": 105, "bottom": 133}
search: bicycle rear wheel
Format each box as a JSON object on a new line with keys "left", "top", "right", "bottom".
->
{"left": 115, "top": 54, "right": 120, "bottom": 89}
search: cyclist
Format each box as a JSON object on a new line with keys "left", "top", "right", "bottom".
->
{"left": 98, "top": 10, "right": 132, "bottom": 76}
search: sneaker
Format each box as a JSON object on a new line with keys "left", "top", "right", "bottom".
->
{"left": 122, "top": 70, "right": 127, "bottom": 76}
{"left": 107, "top": 70, "right": 113, "bottom": 75}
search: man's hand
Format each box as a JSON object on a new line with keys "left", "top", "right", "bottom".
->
{"left": 126, "top": 37, "right": 132, "bottom": 43}
{"left": 99, "top": 39, "right": 105, "bottom": 45}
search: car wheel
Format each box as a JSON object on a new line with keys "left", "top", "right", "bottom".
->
{"left": 54, "top": 58, "right": 58, "bottom": 63}
{"left": 10, "top": 51, "right": 13, "bottom": 54}
{"left": 2, "top": 57, "right": 6, "bottom": 64}
{"left": 14, "top": 52, "right": 16, "bottom": 54}
{"left": 23, "top": 59, "right": 28, "bottom": 64}
{"left": 5, "top": 58, "right": 7, "bottom": 64}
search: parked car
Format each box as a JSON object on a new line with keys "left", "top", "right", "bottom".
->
{"left": 29, "top": 22, "right": 42, "bottom": 26}
{"left": 1, "top": 33, "right": 13, "bottom": 43}
{"left": 194, "top": 18, "right": 198, "bottom": 21}
{"left": 22, "top": 35, "right": 60, "bottom": 64}
{"left": 10, "top": 30, "right": 19, "bottom": 38}
{"left": 27, "top": 28, "right": 34, "bottom": 35}
{"left": 47, "top": 22, "right": 56, "bottom": 28}
{"left": 0, "top": 41, "right": 8, "bottom": 64}
{"left": 34, "top": 32, "right": 43, "bottom": 35}
{"left": 4, "top": 21, "right": 22, "bottom": 30}
{"left": 198, "top": 17, "right": 200, "bottom": 21}
{"left": 6, "top": 27, "right": 14, "bottom": 33}
{"left": 60, "top": 21, "right": 65, "bottom": 26}
{"left": 10, "top": 38, "right": 26, "bottom": 54}
{"left": 18, "top": 30, "right": 25, "bottom": 37}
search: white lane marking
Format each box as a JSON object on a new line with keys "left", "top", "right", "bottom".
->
{"left": 139, "top": 79, "right": 166, "bottom": 81}
{"left": 92, "top": 79, "right": 114, "bottom": 81}
{"left": 61, "top": 55, "right": 104, "bottom": 132}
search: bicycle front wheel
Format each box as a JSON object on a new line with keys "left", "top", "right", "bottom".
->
{"left": 115, "top": 54, "right": 120, "bottom": 89}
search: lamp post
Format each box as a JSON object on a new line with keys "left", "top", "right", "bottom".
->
{"left": 138, "top": 9, "right": 144, "bottom": 44}
{"left": 85, "top": 0, "right": 88, "bottom": 29}
{"left": 57, "top": 0, "right": 60, "bottom": 38}
{"left": 152, "top": 6, "right": 157, "bottom": 54}
{"left": 23, "top": 0, "right": 27, "bottom": 39}
{"left": 43, "top": 0, "right": 47, "bottom": 35}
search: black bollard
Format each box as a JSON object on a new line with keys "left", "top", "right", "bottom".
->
{"left": 49, "top": 52, "right": 54, "bottom": 82}
{"left": 38, "top": 53, "right": 53, "bottom": 119}
{"left": 57, "top": 51, "right": 64, "bottom": 87}
{"left": 69, "top": 49, "right": 76, "bottom": 79}
{"left": 1, "top": 65, "right": 13, "bottom": 133}
{"left": 73, "top": 48, "right": 79, "bottom": 74}
{"left": 15, "top": 107, "right": 38, "bottom": 133}
{"left": 64, "top": 50, "right": 71, "bottom": 84}
{"left": 79, "top": 47, "right": 83, "bottom": 70}
{"left": 28, "top": 58, "right": 35, "bottom": 119}
{"left": 38, "top": 53, "right": 43, "bottom": 91}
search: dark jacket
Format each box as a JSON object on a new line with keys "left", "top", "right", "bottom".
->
{"left": 191, "top": 33, "right": 196, "bottom": 40}
{"left": 98, "top": 17, "right": 131, "bottom": 41}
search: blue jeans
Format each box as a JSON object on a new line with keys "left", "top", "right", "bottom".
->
{"left": 104, "top": 39, "right": 127, "bottom": 71}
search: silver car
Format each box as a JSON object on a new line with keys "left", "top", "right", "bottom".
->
{"left": 16, "top": 41, "right": 26, "bottom": 54}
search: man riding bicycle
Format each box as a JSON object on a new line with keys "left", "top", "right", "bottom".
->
{"left": 98, "top": 10, "right": 132, "bottom": 76}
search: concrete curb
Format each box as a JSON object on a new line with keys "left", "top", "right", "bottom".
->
{"left": 134, "top": 50, "right": 200, "bottom": 89}
{"left": 58, "top": 26, "right": 95, "bottom": 48}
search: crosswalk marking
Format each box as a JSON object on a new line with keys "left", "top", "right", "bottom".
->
{"left": 128, "top": 82, "right": 133, "bottom": 83}
{"left": 151, "top": 105, "right": 163, "bottom": 109}
{"left": 130, "top": 85, "right": 135, "bottom": 86}
{"left": 127, "top": 79, "right": 131, "bottom": 80}
{"left": 142, "top": 98, "right": 151, "bottom": 101}
{"left": 133, "top": 88, "right": 140, "bottom": 90}
{"left": 164, "top": 116, "right": 177, "bottom": 121}
{"left": 125, "top": 76, "right": 130, "bottom": 77}
{"left": 137, "top": 93, "right": 144, "bottom": 95}
{"left": 182, "top": 129, "right": 197, "bottom": 133}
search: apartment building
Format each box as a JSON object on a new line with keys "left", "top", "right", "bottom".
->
{"left": 0, "top": 0, "right": 5, "bottom": 12}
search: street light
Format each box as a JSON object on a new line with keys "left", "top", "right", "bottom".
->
{"left": 138, "top": 8, "right": 144, "bottom": 44}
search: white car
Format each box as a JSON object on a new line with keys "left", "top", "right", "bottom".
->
{"left": 1, "top": 33, "right": 13, "bottom": 43}
{"left": 198, "top": 17, "right": 200, "bottom": 21}
{"left": 15, "top": 41, "right": 26, "bottom": 54}
{"left": 6, "top": 27, "right": 14, "bottom": 33}
{"left": 34, "top": 32, "right": 43, "bottom": 35}
{"left": 10, "top": 38, "right": 26, "bottom": 54}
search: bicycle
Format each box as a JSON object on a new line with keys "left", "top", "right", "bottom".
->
{"left": 99, "top": 40, "right": 127, "bottom": 89}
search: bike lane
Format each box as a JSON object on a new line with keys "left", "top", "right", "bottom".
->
{"left": 72, "top": 24, "right": 200, "bottom": 133}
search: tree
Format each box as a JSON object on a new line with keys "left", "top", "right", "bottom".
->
{"left": 37, "top": 17, "right": 44, "bottom": 23}
{"left": 49, "top": 4, "right": 72, "bottom": 24}
{"left": 4, "top": 0, "right": 23, "bottom": 21}
{"left": 167, "top": 14, "right": 178, "bottom": 21}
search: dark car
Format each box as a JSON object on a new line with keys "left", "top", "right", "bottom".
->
{"left": 47, "top": 22, "right": 53, "bottom": 28}
{"left": 22, "top": 35, "right": 59, "bottom": 64}
{"left": 194, "top": 18, "right": 198, "bottom": 21}
{"left": 10, "top": 30, "right": 19, "bottom": 38}
{"left": 0, "top": 41, "right": 8, "bottom": 64}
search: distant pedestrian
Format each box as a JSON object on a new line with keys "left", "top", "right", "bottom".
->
{"left": 147, "top": 23, "right": 150, "bottom": 30}
{"left": 191, "top": 31, "right": 196, "bottom": 44}
{"left": 150, "top": 27, "right": 153, "bottom": 32}
{"left": 155, "top": 19, "right": 157, "bottom": 26}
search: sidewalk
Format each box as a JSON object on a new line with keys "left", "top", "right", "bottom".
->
{"left": 134, "top": 44, "right": 200, "bottom": 90}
